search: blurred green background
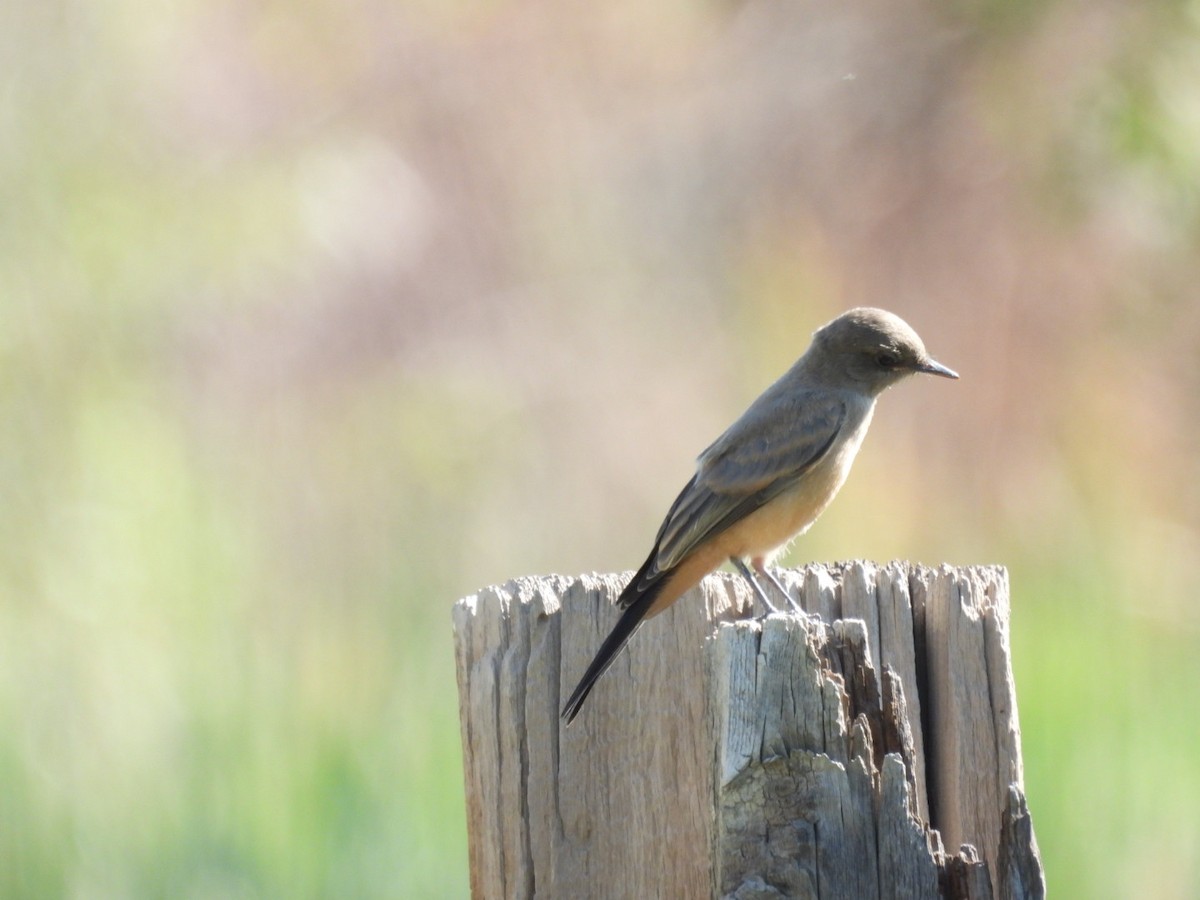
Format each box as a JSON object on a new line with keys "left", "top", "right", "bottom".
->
{"left": 4, "top": 0, "right": 1200, "bottom": 896}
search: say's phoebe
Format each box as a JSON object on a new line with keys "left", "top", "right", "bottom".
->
{"left": 561, "top": 307, "right": 958, "bottom": 724}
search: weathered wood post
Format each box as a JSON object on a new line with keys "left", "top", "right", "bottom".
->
{"left": 453, "top": 562, "right": 1044, "bottom": 899}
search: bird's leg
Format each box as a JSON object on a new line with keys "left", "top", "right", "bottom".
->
{"left": 730, "top": 557, "right": 782, "bottom": 617}
{"left": 752, "top": 557, "right": 805, "bottom": 614}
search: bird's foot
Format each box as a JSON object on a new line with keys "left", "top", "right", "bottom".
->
{"left": 754, "top": 564, "right": 805, "bottom": 615}
{"left": 730, "top": 557, "right": 808, "bottom": 620}
{"left": 730, "top": 557, "right": 780, "bottom": 618}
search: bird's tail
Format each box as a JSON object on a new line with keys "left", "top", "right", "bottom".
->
{"left": 560, "top": 559, "right": 666, "bottom": 725}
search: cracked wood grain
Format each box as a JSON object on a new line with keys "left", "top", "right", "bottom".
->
{"left": 453, "top": 563, "right": 1044, "bottom": 899}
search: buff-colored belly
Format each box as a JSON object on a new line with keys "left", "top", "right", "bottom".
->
{"left": 644, "top": 407, "right": 871, "bottom": 618}
{"left": 713, "top": 418, "right": 868, "bottom": 561}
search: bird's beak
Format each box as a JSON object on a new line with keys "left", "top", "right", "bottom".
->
{"left": 916, "top": 358, "right": 959, "bottom": 379}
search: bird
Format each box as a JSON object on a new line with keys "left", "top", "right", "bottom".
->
{"left": 560, "top": 307, "right": 958, "bottom": 725}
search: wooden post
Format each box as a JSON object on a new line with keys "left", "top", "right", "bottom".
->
{"left": 453, "top": 563, "right": 1044, "bottom": 899}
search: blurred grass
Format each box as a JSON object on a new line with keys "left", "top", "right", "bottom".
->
{"left": 1013, "top": 560, "right": 1200, "bottom": 897}
{"left": 0, "top": 366, "right": 468, "bottom": 897}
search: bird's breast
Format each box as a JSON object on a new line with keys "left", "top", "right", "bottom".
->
{"left": 719, "top": 409, "right": 873, "bottom": 559}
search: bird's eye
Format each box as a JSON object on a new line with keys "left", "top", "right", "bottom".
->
{"left": 875, "top": 352, "right": 900, "bottom": 370}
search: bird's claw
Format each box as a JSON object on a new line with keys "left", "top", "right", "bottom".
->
{"left": 731, "top": 557, "right": 805, "bottom": 619}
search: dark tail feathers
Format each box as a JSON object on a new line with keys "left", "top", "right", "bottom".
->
{"left": 560, "top": 562, "right": 666, "bottom": 725}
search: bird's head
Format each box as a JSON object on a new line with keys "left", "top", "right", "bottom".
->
{"left": 810, "top": 307, "right": 958, "bottom": 395}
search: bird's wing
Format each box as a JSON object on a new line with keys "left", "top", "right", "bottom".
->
{"left": 645, "top": 393, "right": 847, "bottom": 581}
